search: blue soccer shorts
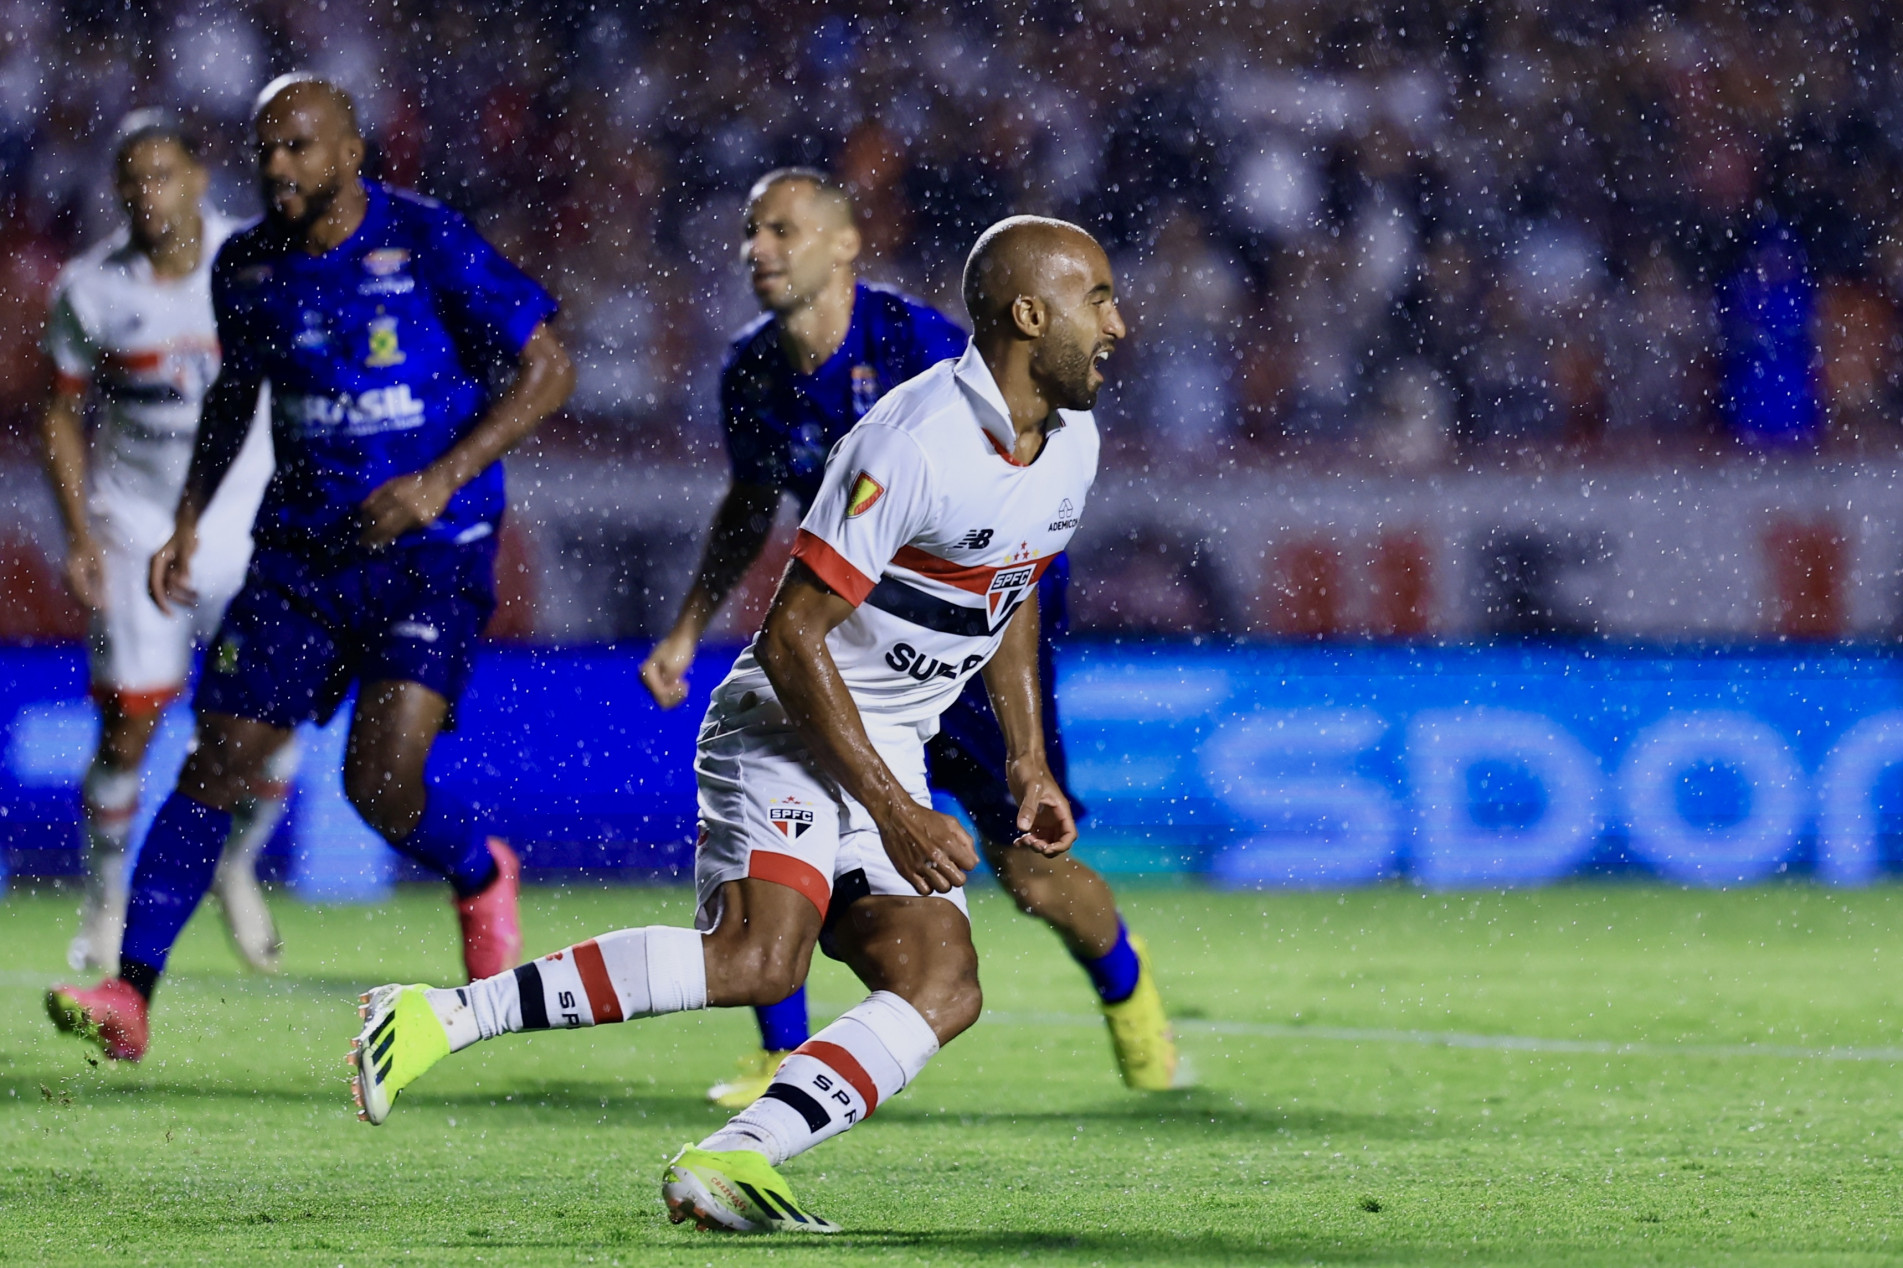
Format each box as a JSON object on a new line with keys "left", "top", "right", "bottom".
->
{"left": 195, "top": 538, "right": 497, "bottom": 731}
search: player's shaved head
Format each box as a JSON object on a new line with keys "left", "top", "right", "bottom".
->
{"left": 253, "top": 73, "right": 366, "bottom": 238}
{"left": 962, "top": 217, "right": 1105, "bottom": 337}
{"left": 742, "top": 167, "right": 862, "bottom": 320}
{"left": 253, "top": 73, "right": 360, "bottom": 137}
{"left": 748, "top": 167, "right": 855, "bottom": 229}
{"left": 963, "top": 216, "right": 1123, "bottom": 414}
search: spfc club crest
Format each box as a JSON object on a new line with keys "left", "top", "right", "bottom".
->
{"left": 768, "top": 798, "right": 816, "bottom": 839}
{"left": 985, "top": 562, "right": 1037, "bottom": 629}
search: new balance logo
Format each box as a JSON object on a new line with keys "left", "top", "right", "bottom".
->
{"left": 954, "top": 529, "right": 994, "bottom": 550}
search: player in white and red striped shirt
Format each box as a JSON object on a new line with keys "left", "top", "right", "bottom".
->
{"left": 349, "top": 216, "right": 1127, "bottom": 1233}
{"left": 38, "top": 112, "right": 295, "bottom": 976}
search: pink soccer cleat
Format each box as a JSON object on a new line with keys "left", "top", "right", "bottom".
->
{"left": 46, "top": 977, "right": 149, "bottom": 1062}
{"left": 454, "top": 838, "right": 523, "bottom": 981}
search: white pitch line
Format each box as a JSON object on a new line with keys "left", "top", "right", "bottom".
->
{"left": 974, "top": 1009, "right": 1903, "bottom": 1064}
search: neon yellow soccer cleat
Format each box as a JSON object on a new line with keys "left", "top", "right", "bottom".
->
{"left": 1102, "top": 934, "right": 1191, "bottom": 1090}
{"left": 662, "top": 1145, "right": 839, "bottom": 1234}
{"left": 705, "top": 1048, "right": 793, "bottom": 1109}
{"left": 350, "top": 984, "right": 451, "bottom": 1125}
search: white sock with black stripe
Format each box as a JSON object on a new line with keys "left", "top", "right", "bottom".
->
{"left": 426, "top": 926, "right": 707, "bottom": 1052}
{"left": 697, "top": 990, "right": 939, "bottom": 1165}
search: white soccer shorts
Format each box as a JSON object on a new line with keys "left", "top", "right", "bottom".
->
{"left": 86, "top": 494, "right": 255, "bottom": 712}
{"left": 692, "top": 700, "right": 970, "bottom": 929}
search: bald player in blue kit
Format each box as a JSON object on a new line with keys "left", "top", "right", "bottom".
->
{"left": 46, "top": 75, "right": 574, "bottom": 1062}
{"left": 640, "top": 168, "right": 1184, "bottom": 1102}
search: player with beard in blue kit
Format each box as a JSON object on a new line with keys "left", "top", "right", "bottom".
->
{"left": 639, "top": 169, "right": 1184, "bottom": 1104}
{"left": 46, "top": 75, "right": 574, "bottom": 1063}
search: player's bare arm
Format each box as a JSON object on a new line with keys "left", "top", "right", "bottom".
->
{"left": 149, "top": 360, "right": 267, "bottom": 613}
{"left": 979, "top": 597, "right": 1076, "bottom": 856}
{"left": 38, "top": 386, "right": 104, "bottom": 609}
{"left": 641, "top": 480, "right": 779, "bottom": 708}
{"left": 756, "top": 560, "right": 977, "bottom": 895}
{"left": 644, "top": 173, "right": 863, "bottom": 710}
{"left": 358, "top": 322, "right": 573, "bottom": 549}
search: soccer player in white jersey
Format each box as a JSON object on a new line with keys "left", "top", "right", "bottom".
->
{"left": 349, "top": 216, "right": 1126, "bottom": 1232}
{"left": 39, "top": 112, "right": 296, "bottom": 974}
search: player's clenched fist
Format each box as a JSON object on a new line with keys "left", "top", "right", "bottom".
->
{"left": 1006, "top": 756, "right": 1077, "bottom": 857}
{"left": 358, "top": 470, "right": 453, "bottom": 549}
{"left": 876, "top": 799, "right": 978, "bottom": 896}
{"left": 148, "top": 521, "right": 199, "bottom": 614}
{"left": 639, "top": 630, "right": 696, "bottom": 709}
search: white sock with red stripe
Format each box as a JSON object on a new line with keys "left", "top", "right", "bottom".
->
{"left": 425, "top": 926, "right": 707, "bottom": 1052}
{"left": 225, "top": 738, "right": 299, "bottom": 871}
{"left": 697, "top": 990, "right": 939, "bottom": 1165}
{"left": 82, "top": 761, "right": 140, "bottom": 855}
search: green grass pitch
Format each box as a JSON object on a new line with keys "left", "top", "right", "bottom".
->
{"left": 3, "top": 880, "right": 1902, "bottom": 1265}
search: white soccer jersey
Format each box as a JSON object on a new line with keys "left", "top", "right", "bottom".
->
{"left": 43, "top": 209, "right": 276, "bottom": 701}
{"left": 43, "top": 209, "right": 273, "bottom": 514}
{"left": 711, "top": 341, "right": 1100, "bottom": 732}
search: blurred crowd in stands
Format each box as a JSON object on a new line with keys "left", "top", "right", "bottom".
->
{"left": 4, "top": 0, "right": 1903, "bottom": 470}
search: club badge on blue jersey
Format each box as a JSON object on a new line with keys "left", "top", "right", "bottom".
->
{"left": 365, "top": 313, "right": 406, "bottom": 367}
{"left": 851, "top": 363, "right": 881, "bottom": 418}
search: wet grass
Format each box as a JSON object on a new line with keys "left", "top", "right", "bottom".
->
{"left": 3, "top": 880, "right": 1902, "bottom": 1264}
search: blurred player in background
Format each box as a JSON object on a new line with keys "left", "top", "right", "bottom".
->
{"left": 45, "top": 75, "right": 573, "bottom": 1063}
{"left": 350, "top": 215, "right": 1119, "bottom": 1234}
{"left": 39, "top": 111, "right": 298, "bottom": 977}
{"left": 639, "top": 168, "right": 1183, "bottom": 1102}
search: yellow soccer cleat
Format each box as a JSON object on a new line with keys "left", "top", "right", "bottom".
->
{"left": 350, "top": 983, "right": 451, "bottom": 1125}
{"left": 705, "top": 1048, "right": 793, "bottom": 1109}
{"left": 1101, "top": 934, "right": 1191, "bottom": 1090}
{"left": 662, "top": 1145, "right": 839, "bottom": 1233}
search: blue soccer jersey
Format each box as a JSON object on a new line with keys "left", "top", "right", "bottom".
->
{"left": 211, "top": 182, "right": 557, "bottom": 555}
{"left": 720, "top": 282, "right": 967, "bottom": 510}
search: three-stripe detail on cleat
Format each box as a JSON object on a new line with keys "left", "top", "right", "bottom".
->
{"left": 368, "top": 1011, "right": 397, "bottom": 1082}
{"left": 734, "top": 1180, "right": 812, "bottom": 1225}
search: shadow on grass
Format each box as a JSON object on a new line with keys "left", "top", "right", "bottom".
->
{"left": 873, "top": 1088, "right": 1402, "bottom": 1139}
{"left": 776, "top": 1226, "right": 1401, "bottom": 1264}
{"left": 11, "top": 1071, "right": 1400, "bottom": 1142}
{"left": 13, "top": 1073, "right": 730, "bottom": 1120}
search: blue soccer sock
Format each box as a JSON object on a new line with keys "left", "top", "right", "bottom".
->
{"left": 755, "top": 986, "right": 810, "bottom": 1052}
{"left": 1077, "top": 921, "right": 1142, "bottom": 1005}
{"left": 395, "top": 790, "right": 498, "bottom": 897}
{"left": 119, "top": 793, "right": 233, "bottom": 994}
